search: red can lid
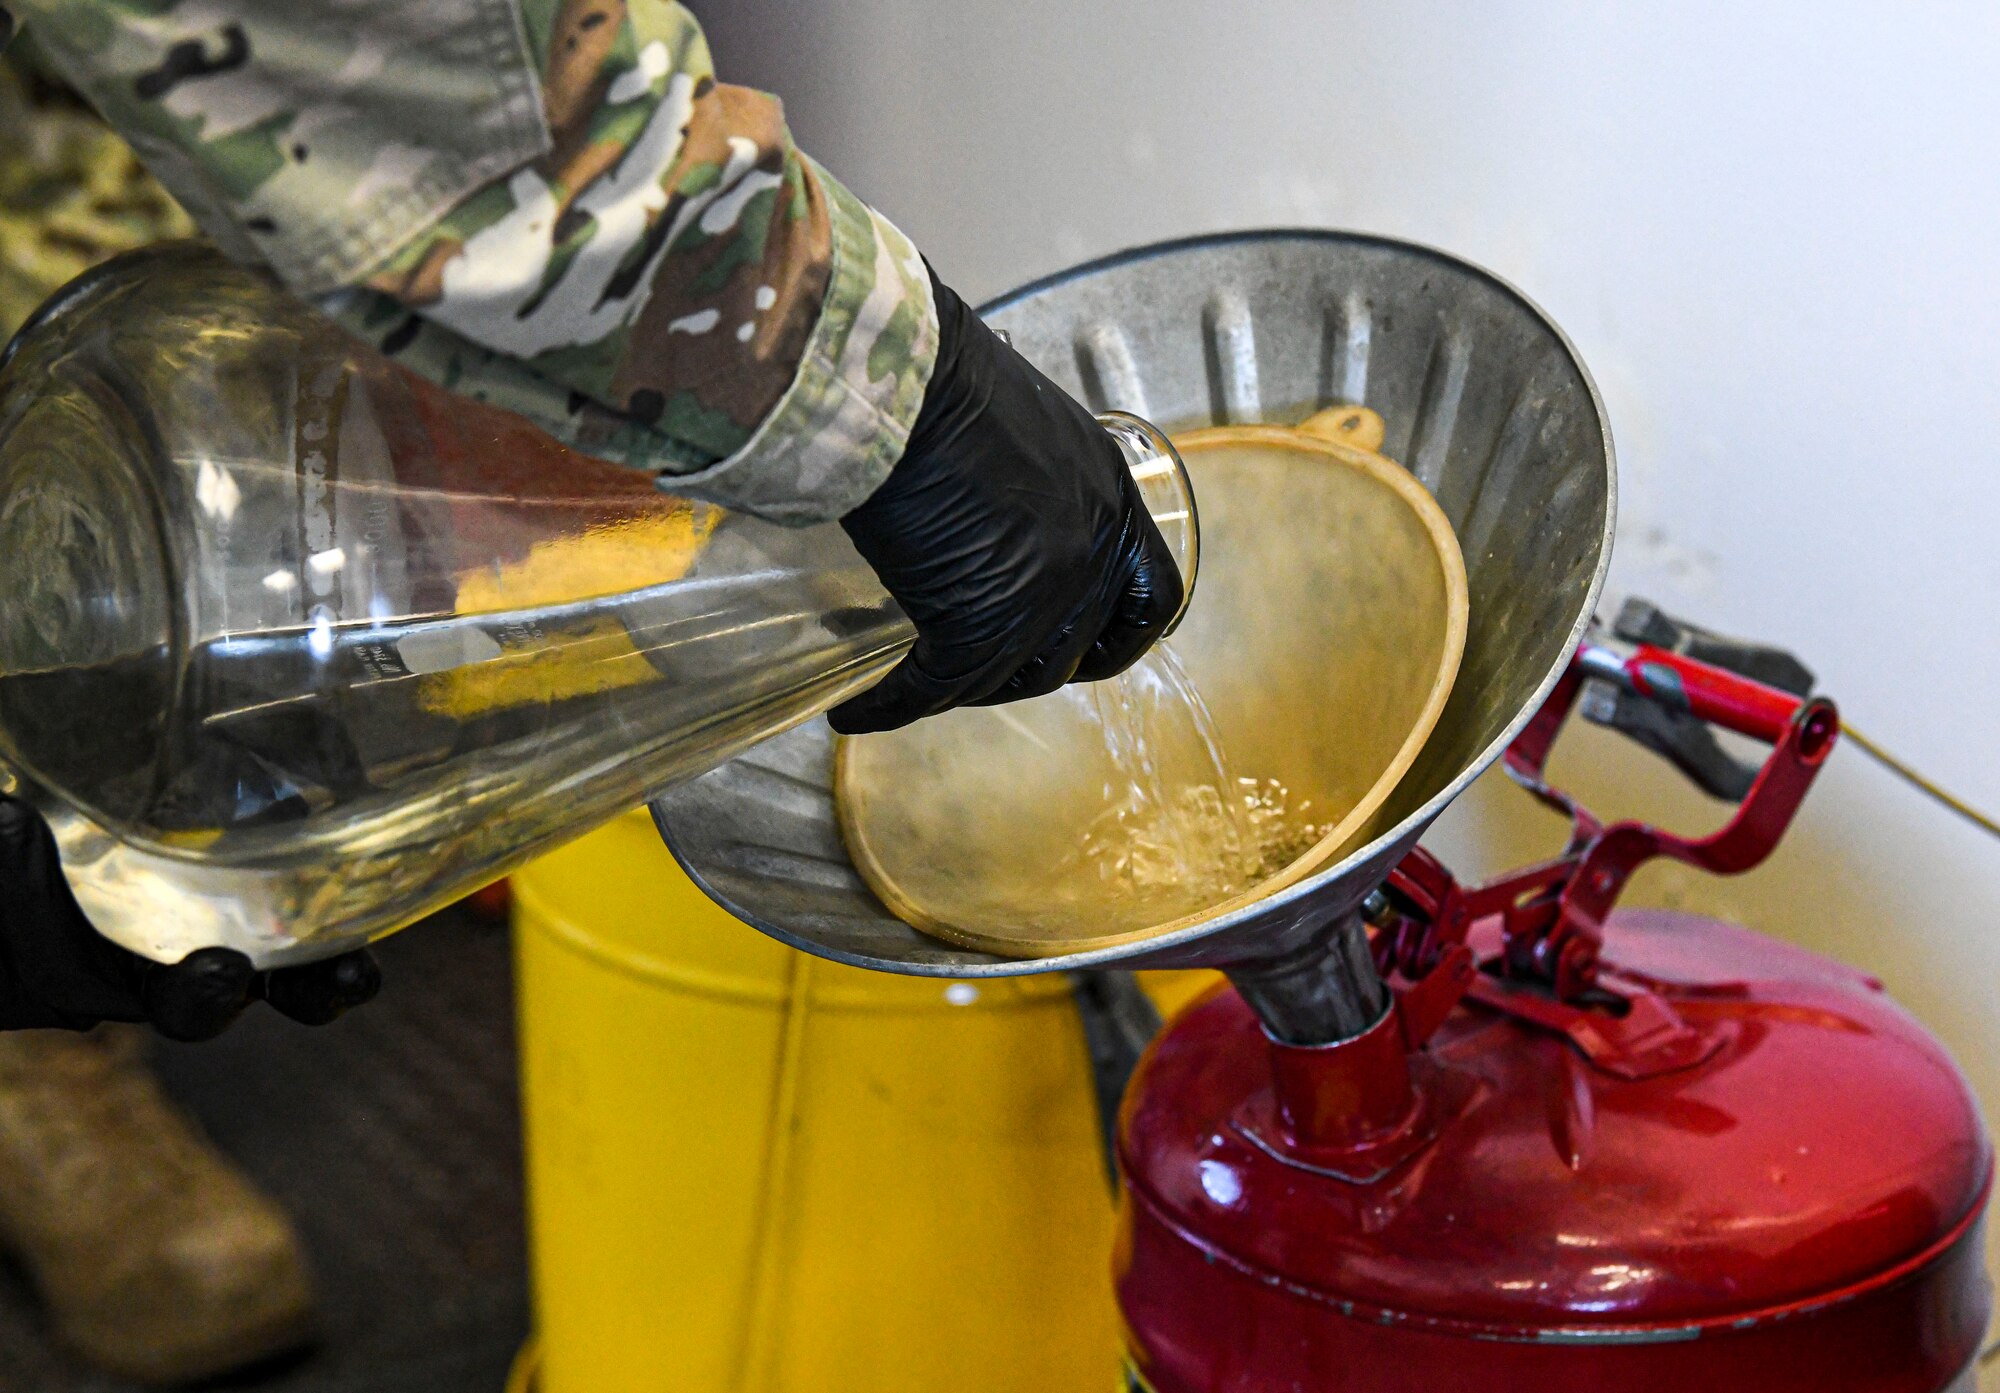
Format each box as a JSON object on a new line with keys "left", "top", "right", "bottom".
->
{"left": 1123, "top": 910, "right": 1992, "bottom": 1333}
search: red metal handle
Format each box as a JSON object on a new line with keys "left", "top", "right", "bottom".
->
{"left": 1420, "top": 633, "right": 1839, "bottom": 1021}
{"left": 1587, "top": 642, "right": 1804, "bottom": 744}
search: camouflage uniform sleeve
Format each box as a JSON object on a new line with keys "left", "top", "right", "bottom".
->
{"left": 0, "top": 56, "right": 197, "bottom": 338}
{"left": 10, "top": 1, "right": 937, "bottom": 524}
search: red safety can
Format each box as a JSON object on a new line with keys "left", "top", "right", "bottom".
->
{"left": 1117, "top": 908, "right": 1992, "bottom": 1393}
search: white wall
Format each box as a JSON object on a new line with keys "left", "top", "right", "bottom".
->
{"left": 705, "top": 0, "right": 2000, "bottom": 1343}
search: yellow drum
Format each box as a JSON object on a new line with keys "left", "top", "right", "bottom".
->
{"left": 512, "top": 808, "right": 1211, "bottom": 1393}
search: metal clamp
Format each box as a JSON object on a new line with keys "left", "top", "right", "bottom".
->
{"left": 1575, "top": 600, "right": 1816, "bottom": 801}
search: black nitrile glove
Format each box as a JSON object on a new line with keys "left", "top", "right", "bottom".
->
{"left": 829, "top": 266, "right": 1184, "bottom": 735}
{"left": 0, "top": 794, "right": 380, "bottom": 1040}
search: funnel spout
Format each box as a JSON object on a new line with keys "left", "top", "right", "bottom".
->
{"left": 1225, "top": 912, "right": 1388, "bottom": 1046}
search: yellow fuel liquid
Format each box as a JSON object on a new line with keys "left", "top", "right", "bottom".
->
{"left": 1068, "top": 643, "right": 1340, "bottom": 920}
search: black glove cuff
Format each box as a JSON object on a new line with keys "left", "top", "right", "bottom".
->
{"left": 900, "top": 263, "right": 978, "bottom": 467}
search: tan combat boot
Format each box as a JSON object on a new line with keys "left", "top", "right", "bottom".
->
{"left": 0, "top": 1026, "right": 317, "bottom": 1383}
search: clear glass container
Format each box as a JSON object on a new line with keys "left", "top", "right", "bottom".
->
{"left": 0, "top": 243, "right": 1197, "bottom": 967}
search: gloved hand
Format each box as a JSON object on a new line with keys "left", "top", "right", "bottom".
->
{"left": 829, "top": 266, "right": 1184, "bottom": 735}
{"left": 0, "top": 794, "right": 380, "bottom": 1041}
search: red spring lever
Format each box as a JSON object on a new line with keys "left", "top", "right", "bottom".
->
{"left": 1584, "top": 642, "right": 1802, "bottom": 744}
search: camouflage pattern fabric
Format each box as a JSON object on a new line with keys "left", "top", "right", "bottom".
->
{"left": 3, "top": 1, "right": 937, "bottom": 523}
{"left": 0, "top": 56, "right": 195, "bottom": 340}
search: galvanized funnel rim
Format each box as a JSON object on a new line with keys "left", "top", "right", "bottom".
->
{"left": 654, "top": 228, "right": 1617, "bottom": 978}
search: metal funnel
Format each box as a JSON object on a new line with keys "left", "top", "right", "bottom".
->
{"left": 653, "top": 230, "right": 1614, "bottom": 992}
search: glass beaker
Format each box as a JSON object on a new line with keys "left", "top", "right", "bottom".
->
{"left": 0, "top": 243, "right": 1197, "bottom": 967}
